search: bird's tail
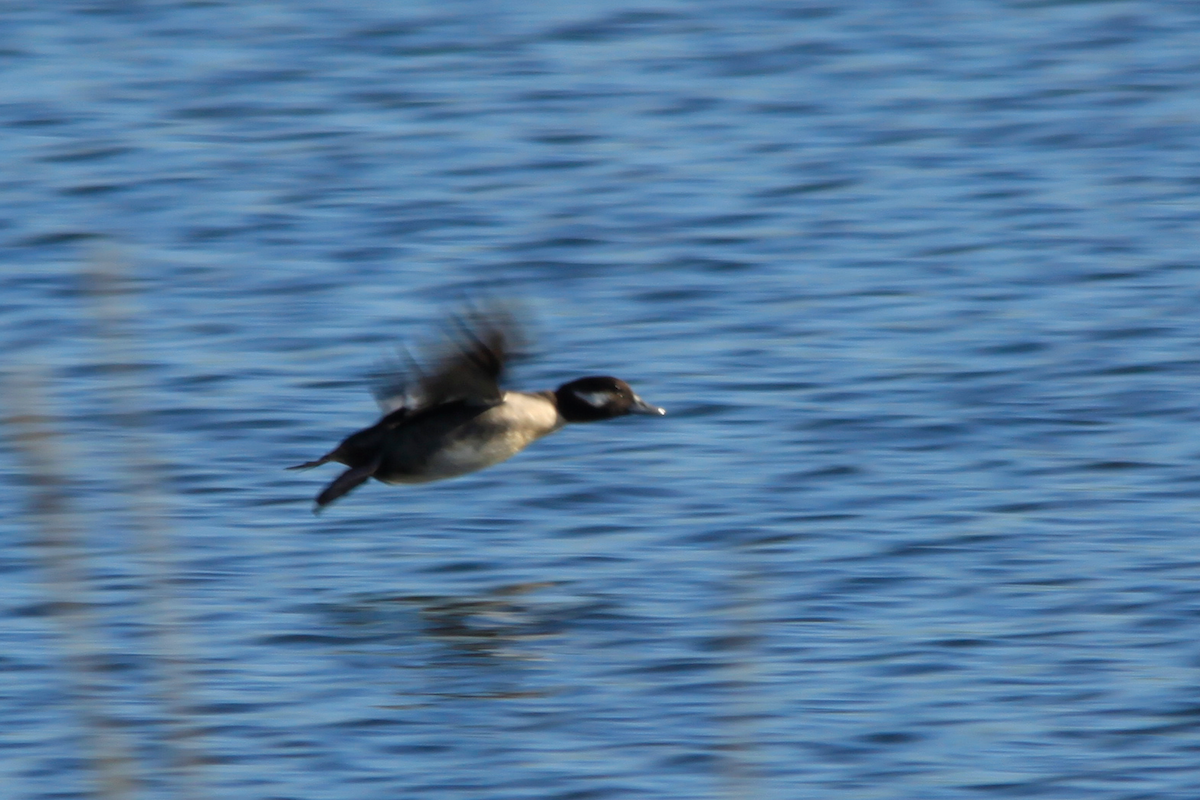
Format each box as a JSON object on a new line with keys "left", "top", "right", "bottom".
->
{"left": 287, "top": 447, "right": 341, "bottom": 470}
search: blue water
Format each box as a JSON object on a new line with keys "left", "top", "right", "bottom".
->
{"left": 3, "top": 1, "right": 1200, "bottom": 798}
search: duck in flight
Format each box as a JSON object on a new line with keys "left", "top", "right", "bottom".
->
{"left": 289, "top": 306, "right": 665, "bottom": 510}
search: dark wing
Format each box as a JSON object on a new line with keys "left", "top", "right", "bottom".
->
{"left": 369, "top": 303, "right": 525, "bottom": 416}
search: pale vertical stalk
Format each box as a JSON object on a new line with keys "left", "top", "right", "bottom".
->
{"left": 716, "top": 562, "right": 769, "bottom": 800}
{"left": 85, "top": 254, "right": 207, "bottom": 800}
{"left": 4, "top": 371, "right": 140, "bottom": 800}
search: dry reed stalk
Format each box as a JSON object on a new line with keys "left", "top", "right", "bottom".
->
{"left": 4, "top": 369, "right": 140, "bottom": 800}
{"left": 84, "top": 254, "right": 208, "bottom": 800}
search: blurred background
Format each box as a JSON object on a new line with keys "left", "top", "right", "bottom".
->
{"left": 3, "top": 1, "right": 1200, "bottom": 798}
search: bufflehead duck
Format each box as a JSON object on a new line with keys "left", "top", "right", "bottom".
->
{"left": 289, "top": 307, "right": 665, "bottom": 510}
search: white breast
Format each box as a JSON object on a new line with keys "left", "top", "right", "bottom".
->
{"left": 413, "top": 392, "right": 564, "bottom": 482}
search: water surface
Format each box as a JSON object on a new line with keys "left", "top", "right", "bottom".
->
{"left": 3, "top": 2, "right": 1200, "bottom": 798}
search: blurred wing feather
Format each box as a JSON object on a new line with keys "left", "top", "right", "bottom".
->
{"left": 369, "top": 303, "right": 525, "bottom": 416}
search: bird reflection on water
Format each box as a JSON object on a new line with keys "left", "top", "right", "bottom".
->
{"left": 327, "top": 582, "right": 570, "bottom": 661}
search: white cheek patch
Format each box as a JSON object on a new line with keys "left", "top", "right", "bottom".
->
{"left": 573, "top": 390, "right": 612, "bottom": 408}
